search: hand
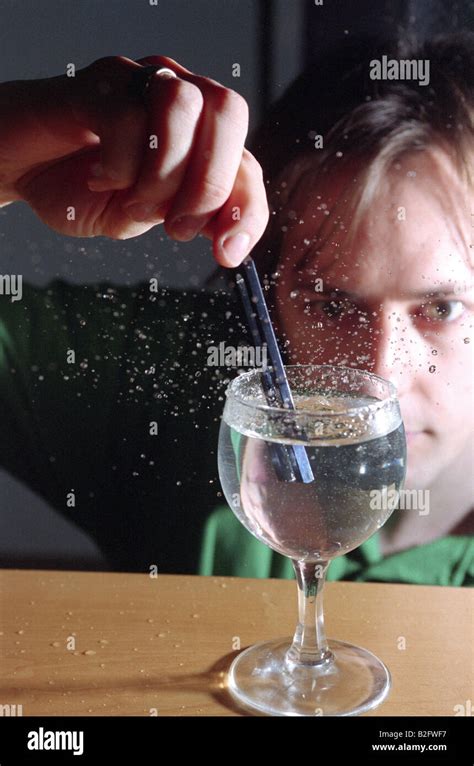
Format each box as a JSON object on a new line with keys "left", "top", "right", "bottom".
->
{"left": 0, "top": 55, "right": 269, "bottom": 266}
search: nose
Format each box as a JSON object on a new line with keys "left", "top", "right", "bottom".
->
{"left": 369, "top": 306, "right": 417, "bottom": 397}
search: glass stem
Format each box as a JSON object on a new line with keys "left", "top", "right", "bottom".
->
{"left": 285, "top": 560, "right": 334, "bottom": 670}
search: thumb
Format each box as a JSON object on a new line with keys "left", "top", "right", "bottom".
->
{"left": 19, "top": 143, "right": 168, "bottom": 240}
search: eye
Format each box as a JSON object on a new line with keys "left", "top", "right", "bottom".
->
{"left": 415, "top": 300, "right": 465, "bottom": 323}
{"left": 305, "top": 296, "right": 352, "bottom": 319}
{"left": 308, "top": 297, "right": 365, "bottom": 322}
{"left": 322, "top": 299, "right": 349, "bottom": 318}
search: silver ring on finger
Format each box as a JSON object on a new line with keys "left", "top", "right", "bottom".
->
{"left": 129, "top": 64, "right": 178, "bottom": 101}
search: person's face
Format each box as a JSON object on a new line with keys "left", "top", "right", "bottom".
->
{"left": 274, "top": 147, "right": 474, "bottom": 489}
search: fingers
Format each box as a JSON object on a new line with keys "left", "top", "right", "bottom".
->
{"left": 163, "top": 83, "right": 249, "bottom": 241}
{"left": 86, "top": 103, "right": 147, "bottom": 192}
{"left": 120, "top": 74, "right": 204, "bottom": 223}
{"left": 69, "top": 56, "right": 150, "bottom": 191}
{"left": 121, "top": 56, "right": 250, "bottom": 251}
{"left": 65, "top": 55, "right": 268, "bottom": 265}
{"left": 205, "top": 149, "right": 270, "bottom": 267}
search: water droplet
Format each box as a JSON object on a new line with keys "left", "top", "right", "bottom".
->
{"left": 464, "top": 337, "right": 470, "bottom": 344}
{"left": 429, "top": 365, "right": 436, "bottom": 373}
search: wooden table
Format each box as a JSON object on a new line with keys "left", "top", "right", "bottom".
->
{"left": 0, "top": 570, "right": 471, "bottom": 716}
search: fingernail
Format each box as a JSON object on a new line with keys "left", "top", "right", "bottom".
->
{"left": 87, "top": 180, "right": 108, "bottom": 191}
{"left": 124, "top": 202, "right": 159, "bottom": 222}
{"left": 168, "top": 215, "right": 207, "bottom": 241}
{"left": 222, "top": 232, "right": 251, "bottom": 265}
{"left": 87, "top": 165, "right": 123, "bottom": 191}
{"left": 87, "top": 163, "right": 106, "bottom": 190}
{"left": 87, "top": 176, "right": 122, "bottom": 191}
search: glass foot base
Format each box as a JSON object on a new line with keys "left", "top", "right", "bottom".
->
{"left": 227, "top": 637, "right": 391, "bottom": 716}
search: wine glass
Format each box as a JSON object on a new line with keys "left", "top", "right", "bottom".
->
{"left": 218, "top": 364, "right": 406, "bottom": 716}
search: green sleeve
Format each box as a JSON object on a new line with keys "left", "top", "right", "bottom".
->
{"left": 199, "top": 504, "right": 474, "bottom": 586}
{"left": 0, "top": 278, "right": 244, "bottom": 573}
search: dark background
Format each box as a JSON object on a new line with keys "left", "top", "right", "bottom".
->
{"left": 0, "top": 0, "right": 472, "bottom": 569}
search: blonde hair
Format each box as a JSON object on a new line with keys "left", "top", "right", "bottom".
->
{"left": 206, "top": 32, "right": 474, "bottom": 297}
{"left": 206, "top": 32, "right": 474, "bottom": 294}
{"left": 263, "top": 112, "right": 474, "bottom": 278}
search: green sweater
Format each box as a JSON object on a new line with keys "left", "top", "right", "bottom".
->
{"left": 0, "top": 279, "right": 472, "bottom": 585}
